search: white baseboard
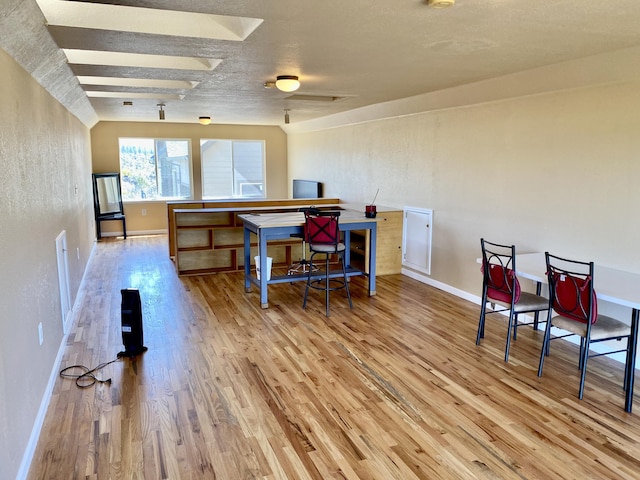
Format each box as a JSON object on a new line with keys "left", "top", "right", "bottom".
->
{"left": 402, "top": 267, "right": 480, "bottom": 304}
{"left": 401, "top": 267, "right": 632, "bottom": 367}
{"left": 16, "top": 242, "right": 97, "bottom": 480}
{"left": 98, "top": 229, "right": 168, "bottom": 238}
{"left": 16, "top": 331, "right": 68, "bottom": 480}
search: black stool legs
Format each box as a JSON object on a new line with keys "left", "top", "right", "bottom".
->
{"left": 303, "top": 250, "right": 352, "bottom": 316}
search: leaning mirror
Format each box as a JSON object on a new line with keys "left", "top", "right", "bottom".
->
{"left": 95, "top": 176, "right": 121, "bottom": 214}
{"left": 92, "top": 173, "right": 126, "bottom": 239}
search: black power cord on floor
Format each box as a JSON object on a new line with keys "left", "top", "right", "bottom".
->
{"left": 59, "top": 357, "right": 121, "bottom": 388}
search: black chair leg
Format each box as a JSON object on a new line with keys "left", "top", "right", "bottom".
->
{"left": 578, "top": 342, "right": 589, "bottom": 399}
{"left": 303, "top": 252, "right": 315, "bottom": 310}
{"left": 304, "top": 250, "right": 352, "bottom": 317}
{"left": 504, "top": 313, "right": 515, "bottom": 362}
{"left": 533, "top": 281, "right": 542, "bottom": 329}
{"left": 624, "top": 339, "right": 632, "bottom": 391}
{"left": 476, "top": 291, "right": 488, "bottom": 344}
{"left": 476, "top": 313, "right": 485, "bottom": 343}
{"left": 538, "top": 313, "right": 553, "bottom": 377}
{"left": 341, "top": 251, "right": 353, "bottom": 309}
{"left": 325, "top": 255, "right": 330, "bottom": 316}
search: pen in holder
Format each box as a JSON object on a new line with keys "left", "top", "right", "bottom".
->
{"left": 365, "top": 205, "right": 377, "bottom": 218}
{"left": 365, "top": 189, "right": 379, "bottom": 218}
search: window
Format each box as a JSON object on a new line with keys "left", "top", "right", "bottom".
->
{"left": 119, "top": 138, "right": 192, "bottom": 201}
{"left": 200, "top": 139, "right": 265, "bottom": 199}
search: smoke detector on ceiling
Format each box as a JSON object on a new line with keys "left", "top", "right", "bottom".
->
{"left": 427, "top": 0, "right": 455, "bottom": 7}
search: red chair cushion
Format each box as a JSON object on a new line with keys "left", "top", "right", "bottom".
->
{"left": 551, "top": 273, "right": 598, "bottom": 324}
{"left": 484, "top": 263, "right": 521, "bottom": 304}
{"left": 305, "top": 214, "right": 339, "bottom": 245}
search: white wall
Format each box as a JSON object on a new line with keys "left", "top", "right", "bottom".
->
{"left": 0, "top": 48, "right": 95, "bottom": 479}
{"left": 288, "top": 77, "right": 640, "bottom": 329}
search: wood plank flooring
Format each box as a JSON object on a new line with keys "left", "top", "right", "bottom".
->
{"left": 28, "top": 235, "right": 640, "bottom": 479}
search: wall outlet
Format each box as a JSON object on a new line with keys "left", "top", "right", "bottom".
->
{"left": 141, "top": 208, "right": 147, "bottom": 216}
{"left": 38, "top": 322, "right": 43, "bottom": 345}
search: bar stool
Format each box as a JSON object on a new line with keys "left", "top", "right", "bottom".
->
{"left": 302, "top": 210, "right": 353, "bottom": 316}
{"left": 288, "top": 207, "right": 317, "bottom": 275}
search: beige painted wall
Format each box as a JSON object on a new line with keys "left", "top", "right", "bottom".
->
{"left": 288, "top": 80, "right": 640, "bottom": 301}
{"left": 90, "top": 122, "right": 288, "bottom": 236}
{"left": 0, "top": 49, "right": 94, "bottom": 479}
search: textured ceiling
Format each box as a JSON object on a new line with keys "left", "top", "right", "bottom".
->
{"left": 3, "top": 0, "right": 640, "bottom": 128}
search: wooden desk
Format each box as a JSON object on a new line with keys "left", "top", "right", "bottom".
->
{"left": 240, "top": 209, "right": 377, "bottom": 308}
{"left": 515, "top": 253, "right": 640, "bottom": 413}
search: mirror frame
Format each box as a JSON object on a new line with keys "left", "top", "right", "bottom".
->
{"left": 92, "top": 172, "right": 124, "bottom": 219}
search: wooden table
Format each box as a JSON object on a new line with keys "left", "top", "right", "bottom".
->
{"left": 515, "top": 252, "right": 640, "bottom": 412}
{"left": 240, "top": 209, "right": 378, "bottom": 308}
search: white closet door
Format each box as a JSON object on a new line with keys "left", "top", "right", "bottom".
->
{"left": 402, "top": 207, "right": 432, "bottom": 275}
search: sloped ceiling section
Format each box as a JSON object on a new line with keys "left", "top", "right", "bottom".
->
{"left": 35, "top": 0, "right": 265, "bottom": 126}
{"left": 4, "top": 0, "right": 640, "bottom": 128}
{"left": 0, "top": 0, "right": 98, "bottom": 127}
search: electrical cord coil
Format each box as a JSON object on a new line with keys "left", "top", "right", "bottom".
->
{"left": 59, "top": 357, "right": 121, "bottom": 388}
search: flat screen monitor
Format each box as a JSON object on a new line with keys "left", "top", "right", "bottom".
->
{"left": 292, "top": 179, "right": 323, "bottom": 199}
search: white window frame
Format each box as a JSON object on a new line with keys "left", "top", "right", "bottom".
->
{"left": 119, "top": 137, "right": 193, "bottom": 202}
{"left": 200, "top": 139, "right": 266, "bottom": 200}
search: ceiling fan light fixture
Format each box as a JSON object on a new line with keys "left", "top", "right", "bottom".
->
{"left": 199, "top": 116, "right": 211, "bottom": 125}
{"left": 275, "top": 75, "right": 300, "bottom": 92}
{"left": 427, "top": 0, "right": 455, "bottom": 7}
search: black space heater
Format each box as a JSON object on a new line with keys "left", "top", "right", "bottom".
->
{"left": 118, "top": 288, "right": 148, "bottom": 358}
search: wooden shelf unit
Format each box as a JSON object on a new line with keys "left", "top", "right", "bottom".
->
{"left": 168, "top": 200, "right": 403, "bottom": 277}
{"left": 169, "top": 199, "right": 340, "bottom": 276}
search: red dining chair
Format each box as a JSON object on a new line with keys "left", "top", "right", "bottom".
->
{"left": 476, "top": 239, "right": 549, "bottom": 362}
{"left": 302, "top": 210, "right": 352, "bottom": 316}
{"left": 537, "top": 252, "right": 632, "bottom": 400}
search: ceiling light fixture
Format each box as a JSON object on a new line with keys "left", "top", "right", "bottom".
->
{"left": 199, "top": 116, "right": 211, "bottom": 125}
{"left": 427, "top": 0, "right": 455, "bottom": 7}
{"left": 284, "top": 109, "right": 290, "bottom": 124}
{"left": 275, "top": 75, "right": 300, "bottom": 92}
{"left": 157, "top": 103, "right": 165, "bottom": 120}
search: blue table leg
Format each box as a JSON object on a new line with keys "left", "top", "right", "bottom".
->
{"left": 343, "top": 230, "right": 351, "bottom": 266}
{"left": 243, "top": 226, "right": 251, "bottom": 292}
{"left": 259, "top": 232, "right": 269, "bottom": 308}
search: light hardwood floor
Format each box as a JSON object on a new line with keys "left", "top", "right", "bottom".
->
{"left": 28, "top": 235, "right": 640, "bottom": 479}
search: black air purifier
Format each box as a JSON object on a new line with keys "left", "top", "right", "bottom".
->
{"left": 119, "top": 288, "right": 147, "bottom": 357}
